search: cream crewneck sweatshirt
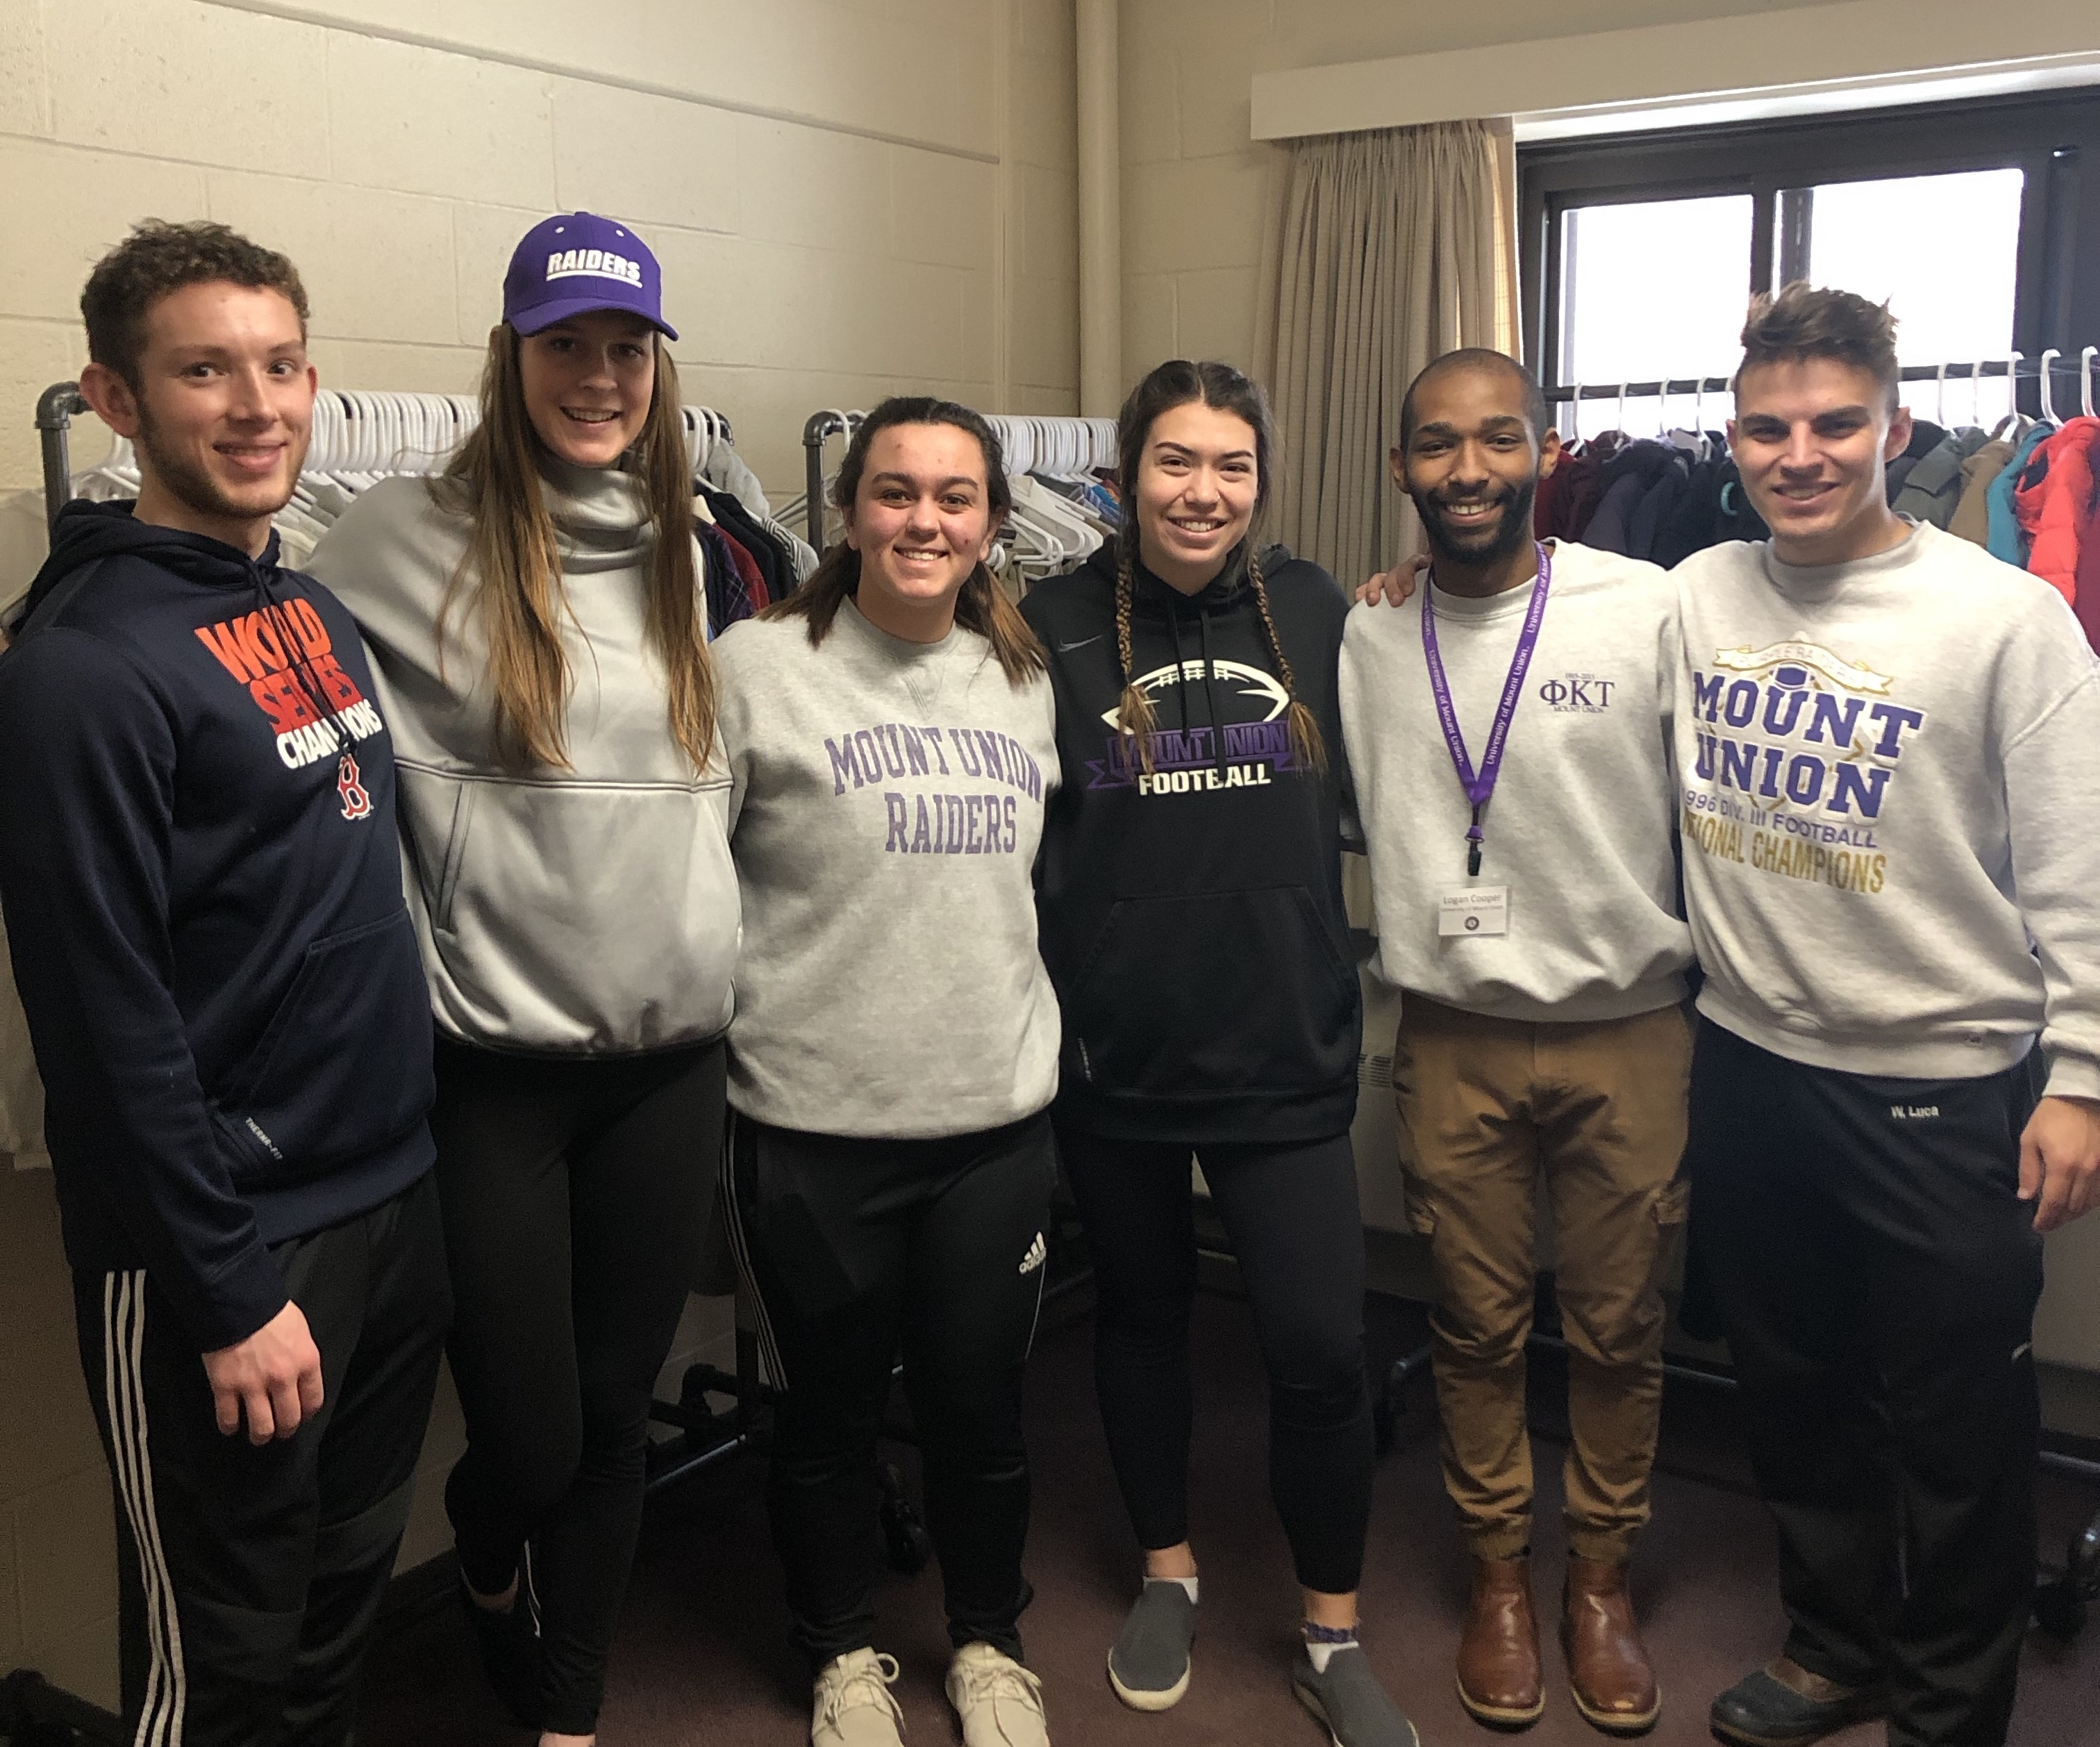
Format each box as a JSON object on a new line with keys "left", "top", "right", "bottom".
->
{"left": 1339, "top": 540, "right": 1692, "bottom": 1023}
{"left": 1673, "top": 520, "right": 2100, "bottom": 1098}
{"left": 713, "top": 599, "right": 1061, "bottom": 1138}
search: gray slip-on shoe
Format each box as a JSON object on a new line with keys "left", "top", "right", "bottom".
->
{"left": 1290, "top": 1644, "right": 1419, "bottom": 1747}
{"left": 1107, "top": 1580, "right": 1197, "bottom": 1710}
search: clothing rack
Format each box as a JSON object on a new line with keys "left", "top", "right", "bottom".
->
{"left": 800, "top": 408, "right": 865, "bottom": 550}
{"left": 34, "top": 384, "right": 740, "bottom": 532}
{"left": 1544, "top": 346, "right": 2100, "bottom": 431}
{"left": 797, "top": 410, "right": 1120, "bottom": 553}
{"left": 983, "top": 414, "right": 1118, "bottom": 478}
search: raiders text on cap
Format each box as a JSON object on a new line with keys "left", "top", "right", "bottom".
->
{"left": 544, "top": 247, "right": 644, "bottom": 287}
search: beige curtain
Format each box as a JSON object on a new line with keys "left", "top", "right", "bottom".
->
{"left": 1257, "top": 119, "right": 1519, "bottom": 590}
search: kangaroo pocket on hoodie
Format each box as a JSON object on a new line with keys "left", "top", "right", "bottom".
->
{"left": 397, "top": 761, "right": 740, "bottom": 1052}
{"left": 1069, "top": 886, "right": 1356, "bottom": 1097}
{"left": 211, "top": 908, "right": 435, "bottom": 1187}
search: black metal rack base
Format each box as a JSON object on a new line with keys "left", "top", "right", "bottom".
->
{"left": 0, "top": 1668, "right": 126, "bottom": 1747}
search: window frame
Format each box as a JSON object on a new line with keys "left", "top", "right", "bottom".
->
{"left": 1519, "top": 89, "right": 2100, "bottom": 417}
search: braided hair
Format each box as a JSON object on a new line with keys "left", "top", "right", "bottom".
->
{"left": 1244, "top": 544, "right": 1326, "bottom": 774}
{"left": 1111, "top": 533, "right": 1160, "bottom": 772}
{"left": 1111, "top": 359, "right": 1326, "bottom": 775}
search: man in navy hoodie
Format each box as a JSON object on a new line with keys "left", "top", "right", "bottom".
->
{"left": 0, "top": 220, "right": 447, "bottom": 1746}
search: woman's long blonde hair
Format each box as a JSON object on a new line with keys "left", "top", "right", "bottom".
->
{"left": 433, "top": 324, "right": 716, "bottom": 772}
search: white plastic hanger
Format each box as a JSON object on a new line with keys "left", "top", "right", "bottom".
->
{"left": 2038, "top": 349, "right": 2061, "bottom": 424}
{"left": 2081, "top": 346, "right": 2097, "bottom": 419}
{"left": 1993, "top": 352, "right": 2024, "bottom": 437}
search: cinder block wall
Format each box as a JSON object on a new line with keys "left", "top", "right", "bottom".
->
{"left": 1115, "top": 0, "right": 1847, "bottom": 387}
{"left": 0, "top": 0, "right": 1078, "bottom": 1707}
{"left": 0, "top": 0, "right": 1080, "bottom": 592}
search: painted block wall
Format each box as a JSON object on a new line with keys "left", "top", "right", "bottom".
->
{"left": 0, "top": 0, "right": 1080, "bottom": 592}
{"left": 0, "top": 0, "right": 1078, "bottom": 1707}
{"left": 1117, "top": 0, "right": 1847, "bottom": 388}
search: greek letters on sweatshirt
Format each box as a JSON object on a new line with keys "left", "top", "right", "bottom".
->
{"left": 713, "top": 599, "right": 1061, "bottom": 1137}
{"left": 1021, "top": 540, "right": 1361, "bottom": 1146}
{"left": 306, "top": 463, "right": 739, "bottom": 1054}
{"left": 1673, "top": 521, "right": 2100, "bottom": 1098}
{"left": 0, "top": 503, "right": 435, "bottom": 1352}
{"left": 1339, "top": 541, "right": 1692, "bottom": 1022}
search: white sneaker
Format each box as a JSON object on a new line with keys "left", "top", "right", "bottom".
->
{"left": 946, "top": 1641, "right": 1049, "bottom": 1747}
{"left": 812, "top": 1647, "right": 905, "bottom": 1746}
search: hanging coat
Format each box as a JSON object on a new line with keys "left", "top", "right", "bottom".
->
{"left": 2012, "top": 417, "right": 2099, "bottom": 605}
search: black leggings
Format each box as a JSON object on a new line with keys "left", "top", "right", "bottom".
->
{"left": 430, "top": 1035, "right": 726, "bottom": 1736}
{"left": 1059, "top": 1128, "right": 1373, "bottom": 1596}
{"left": 726, "top": 1108, "right": 1058, "bottom": 1671}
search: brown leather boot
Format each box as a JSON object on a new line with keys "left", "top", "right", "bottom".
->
{"left": 1456, "top": 1555, "right": 1544, "bottom": 1727}
{"left": 1560, "top": 1557, "right": 1660, "bottom": 1734}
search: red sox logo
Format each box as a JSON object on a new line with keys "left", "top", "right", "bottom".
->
{"left": 337, "top": 752, "right": 373, "bottom": 821}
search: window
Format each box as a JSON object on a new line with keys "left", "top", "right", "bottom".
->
{"left": 1558, "top": 195, "right": 1753, "bottom": 438}
{"left": 1521, "top": 91, "right": 2100, "bottom": 435}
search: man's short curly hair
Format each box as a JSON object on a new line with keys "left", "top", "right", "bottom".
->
{"left": 81, "top": 219, "right": 309, "bottom": 388}
{"left": 1734, "top": 282, "right": 1901, "bottom": 412}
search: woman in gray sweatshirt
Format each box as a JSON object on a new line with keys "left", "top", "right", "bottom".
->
{"left": 711, "top": 397, "right": 1061, "bottom": 1747}
{"left": 305, "top": 212, "right": 735, "bottom": 1747}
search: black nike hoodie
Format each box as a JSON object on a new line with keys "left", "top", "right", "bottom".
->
{"left": 0, "top": 501, "right": 435, "bottom": 1352}
{"left": 1022, "top": 537, "right": 1360, "bottom": 1144}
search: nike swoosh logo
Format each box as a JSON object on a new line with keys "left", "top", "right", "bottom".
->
{"left": 1058, "top": 635, "right": 1104, "bottom": 653}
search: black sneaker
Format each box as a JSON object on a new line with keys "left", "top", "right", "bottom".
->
{"left": 1708, "top": 1659, "right": 1888, "bottom": 1746}
{"left": 1108, "top": 1580, "right": 1196, "bottom": 1710}
{"left": 1290, "top": 1644, "right": 1419, "bottom": 1747}
{"left": 458, "top": 1580, "right": 540, "bottom": 1728}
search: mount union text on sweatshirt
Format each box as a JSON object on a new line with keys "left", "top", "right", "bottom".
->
{"left": 1672, "top": 521, "right": 2100, "bottom": 1098}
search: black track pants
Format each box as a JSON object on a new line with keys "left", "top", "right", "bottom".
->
{"left": 73, "top": 1173, "right": 449, "bottom": 1747}
{"left": 430, "top": 1035, "right": 726, "bottom": 1736}
{"left": 1058, "top": 1128, "right": 1374, "bottom": 1596}
{"left": 1688, "top": 1020, "right": 2044, "bottom": 1747}
{"left": 724, "top": 1108, "right": 1057, "bottom": 1671}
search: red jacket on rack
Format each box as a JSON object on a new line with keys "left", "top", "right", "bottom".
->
{"left": 2075, "top": 479, "right": 2100, "bottom": 652}
{"left": 2012, "top": 416, "right": 2099, "bottom": 606}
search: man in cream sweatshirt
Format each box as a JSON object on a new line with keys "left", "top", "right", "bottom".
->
{"left": 1340, "top": 351, "right": 1692, "bottom": 1735}
{"left": 1681, "top": 287, "right": 2100, "bottom": 1747}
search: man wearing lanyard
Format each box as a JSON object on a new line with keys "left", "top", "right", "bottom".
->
{"left": 1339, "top": 350, "right": 1694, "bottom": 1734}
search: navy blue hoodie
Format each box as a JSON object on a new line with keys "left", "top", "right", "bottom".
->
{"left": 0, "top": 501, "right": 435, "bottom": 1352}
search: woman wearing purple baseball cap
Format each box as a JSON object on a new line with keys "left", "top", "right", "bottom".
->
{"left": 308, "top": 212, "right": 733, "bottom": 1746}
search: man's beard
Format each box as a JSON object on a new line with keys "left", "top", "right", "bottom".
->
{"left": 133, "top": 407, "right": 302, "bottom": 527}
{"left": 1416, "top": 474, "right": 1540, "bottom": 570}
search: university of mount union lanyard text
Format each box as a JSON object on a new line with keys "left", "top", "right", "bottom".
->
{"left": 1420, "top": 542, "right": 1551, "bottom": 879}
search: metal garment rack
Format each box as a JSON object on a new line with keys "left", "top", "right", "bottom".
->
{"left": 797, "top": 408, "right": 1121, "bottom": 555}
{"left": 33, "top": 383, "right": 738, "bottom": 533}
{"left": 1543, "top": 346, "right": 2100, "bottom": 426}
{"left": 35, "top": 383, "right": 90, "bottom": 530}
{"left": 801, "top": 408, "right": 863, "bottom": 551}
{"left": 0, "top": 1669, "right": 126, "bottom": 1746}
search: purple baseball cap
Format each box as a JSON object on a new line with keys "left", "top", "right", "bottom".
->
{"left": 502, "top": 212, "right": 678, "bottom": 341}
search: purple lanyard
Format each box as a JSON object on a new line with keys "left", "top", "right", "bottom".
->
{"left": 1421, "top": 542, "right": 1551, "bottom": 877}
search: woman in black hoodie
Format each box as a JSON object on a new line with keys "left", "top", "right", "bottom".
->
{"left": 1022, "top": 361, "right": 1414, "bottom": 1747}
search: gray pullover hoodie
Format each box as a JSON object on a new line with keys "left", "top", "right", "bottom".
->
{"left": 306, "top": 462, "right": 738, "bottom": 1054}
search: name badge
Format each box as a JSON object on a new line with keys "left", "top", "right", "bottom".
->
{"left": 1439, "top": 886, "right": 1510, "bottom": 938}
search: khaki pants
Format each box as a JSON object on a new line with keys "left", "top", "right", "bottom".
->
{"left": 1392, "top": 996, "right": 1692, "bottom": 1563}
